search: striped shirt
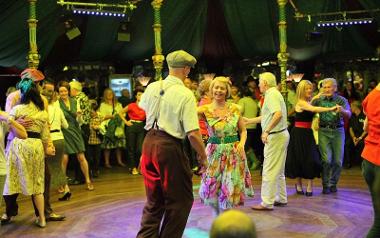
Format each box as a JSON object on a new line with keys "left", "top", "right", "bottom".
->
{"left": 313, "top": 94, "right": 350, "bottom": 127}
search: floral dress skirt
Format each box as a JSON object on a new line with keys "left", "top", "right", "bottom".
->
{"left": 199, "top": 141, "right": 254, "bottom": 210}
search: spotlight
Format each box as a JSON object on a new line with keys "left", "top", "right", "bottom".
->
{"left": 117, "top": 21, "right": 131, "bottom": 42}
{"left": 63, "top": 19, "right": 81, "bottom": 40}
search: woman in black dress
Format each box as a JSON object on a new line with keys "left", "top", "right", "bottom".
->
{"left": 286, "top": 80, "right": 337, "bottom": 196}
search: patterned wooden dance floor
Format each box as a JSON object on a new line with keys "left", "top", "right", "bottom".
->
{"left": 0, "top": 167, "right": 373, "bottom": 238}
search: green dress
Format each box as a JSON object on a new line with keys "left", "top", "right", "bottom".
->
{"left": 60, "top": 97, "right": 86, "bottom": 154}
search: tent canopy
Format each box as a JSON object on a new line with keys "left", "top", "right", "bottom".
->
{"left": 0, "top": 0, "right": 379, "bottom": 70}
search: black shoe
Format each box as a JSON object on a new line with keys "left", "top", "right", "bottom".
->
{"left": 330, "top": 186, "right": 337, "bottom": 193}
{"left": 273, "top": 201, "right": 287, "bottom": 207}
{"left": 58, "top": 192, "right": 72, "bottom": 201}
{"left": 93, "top": 170, "right": 99, "bottom": 178}
{"left": 295, "top": 184, "right": 304, "bottom": 195}
{"left": 0, "top": 213, "right": 12, "bottom": 225}
{"left": 46, "top": 213, "right": 66, "bottom": 222}
{"left": 322, "top": 187, "right": 331, "bottom": 194}
{"left": 68, "top": 179, "right": 84, "bottom": 185}
{"left": 344, "top": 163, "right": 352, "bottom": 169}
{"left": 305, "top": 191, "right": 313, "bottom": 197}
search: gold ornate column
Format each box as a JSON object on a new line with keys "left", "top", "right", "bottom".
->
{"left": 151, "top": 0, "right": 164, "bottom": 81}
{"left": 27, "top": 0, "right": 40, "bottom": 68}
{"left": 277, "top": 0, "right": 289, "bottom": 100}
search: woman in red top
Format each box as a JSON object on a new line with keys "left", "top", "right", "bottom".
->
{"left": 361, "top": 81, "right": 380, "bottom": 238}
{"left": 119, "top": 87, "right": 146, "bottom": 175}
{"left": 197, "top": 78, "right": 212, "bottom": 142}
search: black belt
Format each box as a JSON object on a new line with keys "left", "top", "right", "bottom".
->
{"left": 50, "top": 129, "right": 60, "bottom": 133}
{"left": 268, "top": 128, "right": 287, "bottom": 134}
{"left": 27, "top": 131, "right": 41, "bottom": 139}
{"left": 320, "top": 124, "right": 343, "bottom": 129}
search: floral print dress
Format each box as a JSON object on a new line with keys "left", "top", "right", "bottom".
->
{"left": 199, "top": 103, "right": 254, "bottom": 210}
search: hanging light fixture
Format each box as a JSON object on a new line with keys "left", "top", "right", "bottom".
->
{"left": 57, "top": 0, "right": 141, "bottom": 17}
{"left": 317, "top": 18, "right": 373, "bottom": 27}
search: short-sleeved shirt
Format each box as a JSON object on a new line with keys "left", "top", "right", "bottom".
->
{"left": 140, "top": 75, "right": 199, "bottom": 139}
{"left": 127, "top": 102, "right": 146, "bottom": 121}
{"left": 261, "top": 87, "right": 288, "bottom": 132}
{"left": 313, "top": 94, "right": 350, "bottom": 128}
{"left": 48, "top": 101, "right": 68, "bottom": 141}
{"left": 362, "top": 89, "right": 380, "bottom": 166}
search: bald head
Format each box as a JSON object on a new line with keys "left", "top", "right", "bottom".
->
{"left": 210, "top": 210, "right": 257, "bottom": 238}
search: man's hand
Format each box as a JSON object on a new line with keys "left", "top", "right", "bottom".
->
{"left": 336, "top": 105, "right": 343, "bottom": 113}
{"left": 197, "top": 155, "right": 207, "bottom": 175}
{"left": 16, "top": 116, "right": 33, "bottom": 129}
{"left": 261, "top": 131, "right": 269, "bottom": 144}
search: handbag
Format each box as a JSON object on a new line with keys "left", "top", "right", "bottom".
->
{"left": 99, "top": 119, "right": 109, "bottom": 135}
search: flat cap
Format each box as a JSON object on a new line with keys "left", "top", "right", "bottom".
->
{"left": 166, "top": 50, "right": 197, "bottom": 68}
{"left": 69, "top": 81, "right": 83, "bottom": 92}
{"left": 20, "top": 68, "right": 45, "bottom": 82}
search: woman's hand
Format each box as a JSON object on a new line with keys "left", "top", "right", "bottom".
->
{"left": 242, "top": 117, "right": 250, "bottom": 125}
{"left": 0, "top": 110, "right": 8, "bottom": 121}
{"left": 237, "top": 141, "right": 245, "bottom": 156}
{"left": 16, "top": 116, "right": 33, "bottom": 129}
{"left": 125, "top": 120, "right": 133, "bottom": 127}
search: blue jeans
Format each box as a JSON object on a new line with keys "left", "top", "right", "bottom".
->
{"left": 318, "top": 127, "right": 345, "bottom": 188}
{"left": 362, "top": 160, "right": 380, "bottom": 238}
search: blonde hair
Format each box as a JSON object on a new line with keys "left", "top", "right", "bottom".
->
{"left": 296, "top": 80, "right": 312, "bottom": 102}
{"left": 102, "top": 88, "right": 117, "bottom": 104}
{"left": 209, "top": 76, "right": 231, "bottom": 99}
{"left": 198, "top": 78, "right": 212, "bottom": 96}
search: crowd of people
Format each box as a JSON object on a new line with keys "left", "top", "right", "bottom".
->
{"left": 0, "top": 50, "right": 378, "bottom": 238}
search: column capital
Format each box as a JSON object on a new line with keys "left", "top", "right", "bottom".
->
{"left": 277, "top": 0, "right": 288, "bottom": 7}
{"left": 151, "top": 0, "right": 164, "bottom": 9}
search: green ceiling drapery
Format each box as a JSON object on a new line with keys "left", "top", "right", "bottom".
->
{"left": 0, "top": 0, "right": 377, "bottom": 69}
{"left": 0, "top": 1, "right": 61, "bottom": 68}
{"left": 222, "top": 0, "right": 278, "bottom": 58}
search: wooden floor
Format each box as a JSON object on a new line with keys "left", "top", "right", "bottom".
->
{"left": 0, "top": 166, "right": 373, "bottom": 238}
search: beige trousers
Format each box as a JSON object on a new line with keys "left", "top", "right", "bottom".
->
{"left": 261, "top": 130, "right": 290, "bottom": 208}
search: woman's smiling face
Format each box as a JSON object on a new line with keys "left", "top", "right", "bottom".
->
{"left": 212, "top": 81, "right": 227, "bottom": 101}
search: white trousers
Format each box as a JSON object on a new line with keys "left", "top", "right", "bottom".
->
{"left": 261, "top": 130, "right": 290, "bottom": 208}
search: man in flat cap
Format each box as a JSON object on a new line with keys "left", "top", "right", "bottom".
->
{"left": 136, "top": 50, "right": 207, "bottom": 238}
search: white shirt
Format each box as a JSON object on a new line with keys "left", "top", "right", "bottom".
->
{"left": 140, "top": 75, "right": 199, "bottom": 139}
{"left": 0, "top": 121, "right": 9, "bottom": 175}
{"left": 261, "top": 87, "right": 288, "bottom": 132}
{"left": 49, "top": 101, "right": 69, "bottom": 141}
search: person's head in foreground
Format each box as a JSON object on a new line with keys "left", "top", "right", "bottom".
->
{"left": 210, "top": 210, "right": 257, "bottom": 238}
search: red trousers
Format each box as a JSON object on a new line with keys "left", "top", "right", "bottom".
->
{"left": 137, "top": 130, "right": 194, "bottom": 238}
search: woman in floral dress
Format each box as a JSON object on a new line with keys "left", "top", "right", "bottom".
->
{"left": 198, "top": 77, "right": 254, "bottom": 215}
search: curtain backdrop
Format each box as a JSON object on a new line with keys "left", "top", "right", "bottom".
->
{"left": 0, "top": 0, "right": 377, "bottom": 69}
